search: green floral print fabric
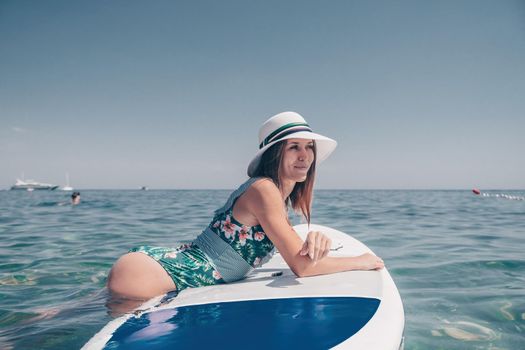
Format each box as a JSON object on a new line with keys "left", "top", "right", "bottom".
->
{"left": 208, "top": 208, "right": 275, "bottom": 267}
{"left": 129, "top": 243, "right": 225, "bottom": 292}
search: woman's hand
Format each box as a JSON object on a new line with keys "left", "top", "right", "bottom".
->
{"left": 354, "top": 253, "right": 385, "bottom": 270}
{"left": 299, "top": 231, "right": 332, "bottom": 263}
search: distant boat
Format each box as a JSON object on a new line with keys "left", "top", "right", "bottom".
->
{"left": 141, "top": 186, "right": 148, "bottom": 191}
{"left": 10, "top": 179, "right": 59, "bottom": 191}
{"left": 61, "top": 173, "right": 74, "bottom": 191}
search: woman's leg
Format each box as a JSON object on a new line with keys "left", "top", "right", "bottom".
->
{"left": 107, "top": 252, "right": 176, "bottom": 300}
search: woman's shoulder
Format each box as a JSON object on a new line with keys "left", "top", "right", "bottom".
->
{"left": 245, "top": 177, "right": 282, "bottom": 203}
{"left": 249, "top": 177, "right": 278, "bottom": 192}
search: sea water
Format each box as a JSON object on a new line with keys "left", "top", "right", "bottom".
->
{"left": 0, "top": 189, "right": 524, "bottom": 349}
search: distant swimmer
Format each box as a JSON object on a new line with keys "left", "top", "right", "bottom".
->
{"left": 472, "top": 189, "right": 524, "bottom": 201}
{"left": 71, "top": 192, "right": 80, "bottom": 205}
{"left": 57, "top": 192, "right": 80, "bottom": 206}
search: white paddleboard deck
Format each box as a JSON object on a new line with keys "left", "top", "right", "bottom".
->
{"left": 83, "top": 224, "right": 404, "bottom": 349}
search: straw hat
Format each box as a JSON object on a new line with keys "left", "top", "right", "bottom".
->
{"left": 247, "top": 111, "right": 337, "bottom": 177}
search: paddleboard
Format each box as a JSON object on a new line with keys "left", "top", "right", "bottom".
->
{"left": 83, "top": 224, "right": 405, "bottom": 349}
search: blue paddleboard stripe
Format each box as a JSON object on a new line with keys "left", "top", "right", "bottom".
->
{"left": 104, "top": 297, "right": 380, "bottom": 350}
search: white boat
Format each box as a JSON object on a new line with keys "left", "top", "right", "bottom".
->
{"left": 83, "top": 224, "right": 405, "bottom": 349}
{"left": 10, "top": 179, "right": 59, "bottom": 191}
{"left": 61, "top": 173, "right": 74, "bottom": 191}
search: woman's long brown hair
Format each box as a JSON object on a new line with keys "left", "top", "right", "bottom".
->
{"left": 252, "top": 140, "right": 316, "bottom": 224}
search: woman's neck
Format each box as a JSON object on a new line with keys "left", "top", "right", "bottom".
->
{"left": 279, "top": 178, "right": 296, "bottom": 201}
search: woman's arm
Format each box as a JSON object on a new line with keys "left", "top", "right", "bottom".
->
{"left": 292, "top": 254, "right": 384, "bottom": 277}
{"left": 244, "top": 179, "right": 384, "bottom": 277}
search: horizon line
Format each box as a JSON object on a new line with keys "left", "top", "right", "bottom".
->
{"left": 2, "top": 188, "right": 524, "bottom": 191}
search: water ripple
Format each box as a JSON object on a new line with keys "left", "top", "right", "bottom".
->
{"left": 0, "top": 189, "right": 524, "bottom": 349}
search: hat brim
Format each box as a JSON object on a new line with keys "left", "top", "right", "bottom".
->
{"left": 247, "top": 131, "right": 337, "bottom": 177}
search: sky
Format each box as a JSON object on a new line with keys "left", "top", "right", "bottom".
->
{"left": 1, "top": 0, "right": 524, "bottom": 189}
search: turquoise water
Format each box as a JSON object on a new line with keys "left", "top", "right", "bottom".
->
{"left": 0, "top": 189, "right": 524, "bottom": 349}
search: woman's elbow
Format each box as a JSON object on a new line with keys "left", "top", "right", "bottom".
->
{"left": 289, "top": 261, "right": 310, "bottom": 278}
{"left": 291, "top": 267, "right": 305, "bottom": 278}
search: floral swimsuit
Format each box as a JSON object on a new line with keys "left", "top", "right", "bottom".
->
{"left": 130, "top": 178, "right": 275, "bottom": 292}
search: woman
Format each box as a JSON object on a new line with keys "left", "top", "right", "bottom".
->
{"left": 107, "top": 111, "right": 384, "bottom": 301}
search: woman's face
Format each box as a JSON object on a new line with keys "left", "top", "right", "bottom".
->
{"left": 279, "top": 138, "right": 315, "bottom": 183}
